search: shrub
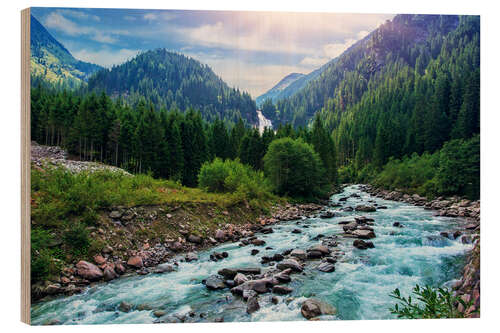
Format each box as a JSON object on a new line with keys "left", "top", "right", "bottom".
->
{"left": 198, "top": 158, "right": 272, "bottom": 200}
{"left": 263, "top": 137, "right": 327, "bottom": 197}
{"left": 63, "top": 222, "right": 91, "bottom": 257}
{"left": 389, "top": 285, "right": 477, "bottom": 319}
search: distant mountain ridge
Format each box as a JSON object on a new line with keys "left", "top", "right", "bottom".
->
{"left": 256, "top": 72, "right": 304, "bottom": 106}
{"left": 266, "top": 14, "right": 461, "bottom": 127}
{"left": 88, "top": 49, "right": 257, "bottom": 124}
{"left": 30, "top": 15, "right": 102, "bottom": 87}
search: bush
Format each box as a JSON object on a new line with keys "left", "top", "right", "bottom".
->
{"left": 263, "top": 137, "right": 327, "bottom": 197}
{"left": 63, "top": 222, "right": 91, "bottom": 257}
{"left": 198, "top": 158, "right": 272, "bottom": 200}
{"left": 390, "top": 285, "right": 477, "bottom": 319}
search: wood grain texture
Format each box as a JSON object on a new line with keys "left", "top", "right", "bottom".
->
{"left": 21, "top": 7, "right": 31, "bottom": 325}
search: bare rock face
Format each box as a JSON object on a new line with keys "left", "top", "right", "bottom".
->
{"left": 76, "top": 260, "right": 103, "bottom": 281}
{"left": 127, "top": 256, "right": 144, "bottom": 268}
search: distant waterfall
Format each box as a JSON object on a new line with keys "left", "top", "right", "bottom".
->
{"left": 256, "top": 109, "right": 272, "bottom": 134}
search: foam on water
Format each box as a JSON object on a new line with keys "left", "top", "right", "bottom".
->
{"left": 31, "top": 185, "right": 471, "bottom": 324}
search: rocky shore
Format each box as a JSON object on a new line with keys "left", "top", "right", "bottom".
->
{"left": 359, "top": 184, "right": 480, "bottom": 317}
{"left": 32, "top": 202, "right": 324, "bottom": 302}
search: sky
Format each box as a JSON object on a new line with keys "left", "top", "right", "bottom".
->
{"left": 31, "top": 7, "right": 394, "bottom": 97}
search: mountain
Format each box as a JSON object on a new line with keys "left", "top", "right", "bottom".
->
{"left": 267, "top": 14, "right": 462, "bottom": 127}
{"left": 30, "top": 15, "right": 102, "bottom": 88}
{"left": 87, "top": 49, "right": 257, "bottom": 124}
{"left": 256, "top": 72, "right": 304, "bottom": 106}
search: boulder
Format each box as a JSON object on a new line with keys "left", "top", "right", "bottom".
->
{"left": 109, "top": 210, "right": 122, "bottom": 219}
{"left": 218, "top": 268, "right": 238, "bottom": 279}
{"left": 355, "top": 205, "right": 376, "bottom": 212}
{"left": 271, "top": 296, "right": 280, "bottom": 304}
{"left": 291, "top": 229, "right": 302, "bottom": 234}
{"left": 251, "top": 249, "right": 260, "bottom": 256}
{"left": 155, "top": 263, "right": 175, "bottom": 273}
{"left": 351, "top": 229, "right": 376, "bottom": 239}
{"left": 308, "top": 245, "right": 330, "bottom": 255}
{"left": 127, "top": 256, "right": 144, "bottom": 268}
{"left": 353, "top": 239, "right": 375, "bottom": 250}
{"left": 237, "top": 267, "right": 261, "bottom": 275}
{"left": 170, "top": 241, "right": 183, "bottom": 252}
{"left": 307, "top": 250, "right": 323, "bottom": 259}
{"left": 290, "top": 249, "right": 306, "bottom": 260}
{"left": 185, "top": 252, "right": 198, "bottom": 262}
{"left": 301, "top": 299, "right": 336, "bottom": 319}
{"left": 342, "top": 222, "right": 358, "bottom": 232}
{"left": 214, "top": 229, "right": 226, "bottom": 242}
{"left": 204, "top": 275, "right": 226, "bottom": 290}
{"left": 234, "top": 273, "right": 249, "bottom": 285}
{"left": 246, "top": 296, "right": 260, "bottom": 314}
{"left": 320, "top": 211, "right": 335, "bottom": 219}
{"left": 393, "top": 222, "right": 403, "bottom": 227}
{"left": 103, "top": 267, "right": 118, "bottom": 281}
{"left": 187, "top": 235, "right": 203, "bottom": 244}
{"left": 153, "top": 310, "right": 166, "bottom": 318}
{"left": 93, "top": 255, "right": 106, "bottom": 265}
{"left": 251, "top": 239, "right": 266, "bottom": 246}
{"left": 317, "top": 262, "right": 335, "bottom": 273}
{"left": 277, "top": 259, "right": 303, "bottom": 272}
{"left": 272, "top": 285, "right": 293, "bottom": 295}
{"left": 118, "top": 301, "right": 132, "bottom": 313}
{"left": 76, "top": 260, "right": 103, "bottom": 281}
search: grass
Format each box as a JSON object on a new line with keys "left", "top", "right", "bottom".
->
{"left": 31, "top": 165, "right": 280, "bottom": 284}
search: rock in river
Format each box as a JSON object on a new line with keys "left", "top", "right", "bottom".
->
{"left": 351, "top": 229, "right": 376, "bottom": 239}
{"left": 277, "top": 259, "right": 303, "bottom": 272}
{"left": 272, "top": 285, "right": 293, "bottom": 295}
{"left": 316, "top": 262, "right": 335, "bottom": 273}
{"left": 247, "top": 296, "right": 260, "bottom": 314}
{"left": 355, "top": 205, "right": 376, "bottom": 212}
{"left": 127, "top": 256, "right": 144, "bottom": 269}
{"left": 353, "top": 239, "right": 375, "bottom": 250}
{"left": 204, "top": 275, "right": 226, "bottom": 290}
{"left": 301, "top": 298, "right": 336, "bottom": 319}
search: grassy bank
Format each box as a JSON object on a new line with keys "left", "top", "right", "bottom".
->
{"left": 31, "top": 166, "right": 281, "bottom": 283}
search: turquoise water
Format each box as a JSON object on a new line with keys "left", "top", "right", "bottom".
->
{"left": 31, "top": 185, "right": 471, "bottom": 324}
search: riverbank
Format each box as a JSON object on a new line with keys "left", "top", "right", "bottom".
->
{"left": 359, "top": 184, "right": 480, "bottom": 317}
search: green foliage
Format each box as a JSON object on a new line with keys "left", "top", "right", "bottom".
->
{"left": 63, "top": 222, "right": 91, "bottom": 256}
{"left": 371, "top": 135, "right": 479, "bottom": 199}
{"left": 198, "top": 158, "right": 272, "bottom": 200}
{"left": 263, "top": 138, "right": 327, "bottom": 197}
{"left": 389, "top": 285, "right": 477, "bottom": 319}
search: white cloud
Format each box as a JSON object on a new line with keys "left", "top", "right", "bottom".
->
{"left": 143, "top": 13, "right": 158, "bottom": 21}
{"left": 72, "top": 48, "right": 140, "bottom": 68}
{"left": 58, "top": 9, "right": 100, "bottom": 22}
{"left": 44, "top": 12, "right": 126, "bottom": 45}
{"left": 323, "top": 38, "right": 357, "bottom": 58}
{"left": 300, "top": 56, "right": 329, "bottom": 67}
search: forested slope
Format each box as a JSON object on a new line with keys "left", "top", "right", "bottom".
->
{"left": 87, "top": 49, "right": 257, "bottom": 124}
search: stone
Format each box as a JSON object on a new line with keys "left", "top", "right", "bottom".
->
{"left": 76, "top": 261, "right": 103, "bottom": 281}
{"left": 261, "top": 227, "right": 274, "bottom": 234}
{"left": 308, "top": 245, "right": 330, "bottom": 255}
{"left": 316, "top": 262, "right": 335, "bottom": 273}
{"left": 127, "top": 256, "right": 144, "bottom": 268}
{"left": 290, "top": 249, "right": 306, "bottom": 260}
{"left": 218, "top": 268, "right": 238, "bottom": 279}
{"left": 237, "top": 267, "right": 261, "bottom": 275}
{"left": 342, "top": 222, "right": 358, "bottom": 232}
{"left": 271, "top": 296, "right": 280, "bottom": 304}
{"left": 453, "top": 230, "right": 463, "bottom": 239}
{"left": 353, "top": 239, "right": 375, "bottom": 250}
{"left": 155, "top": 263, "right": 175, "bottom": 273}
{"left": 301, "top": 299, "right": 336, "bottom": 319}
{"left": 251, "top": 249, "right": 260, "bottom": 256}
{"left": 185, "top": 252, "right": 198, "bottom": 262}
{"left": 187, "top": 235, "right": 203, "bottom": 244}
{"left": 246, "top": 296, "right": 260, "bottom": 314}
{"left": 277, "top": 259, "right": 303, "bottom": 272}
{"left": 109, "top": 210, "right": 122, "bottom": 219}
{"left": 234, "top": 273, "right": 249, "bottom": 285}
{"left": 251, "top": 239, "right": 266, "bottom": 246}
{"left": 243, "top": 289, "right": 258, "bottom": 301}
{"left": 103, "top": 267, "right": 118, "bottom": 281}
{"left": 94, "top": 255, "right": 106, "bottom": 265}
{"left": 170, "top": 241, "right": 183, "bottom": 252}
{"left": 153, "top": 310, "right": 166, "bottom": 318}
{"left": 393, "top": 222, "right": 402, "bottom": 227}
{"left": 215, "top": 229, "right": 226, "bottom": 241}
{"left": 118, "top": 301, "right": 132, "bottom": 313}
{"left": 115, "top": 263, "right": 126, "bottom": 274}
{"left": 307, "top": 250, "right": 323, "bottom": 259}
{"left": 355, "top": 205, "right": 376, "bottom": 212}
{"left": 352, "top": 229, "right": 376, "bottom": 239}
{"left": 320, "top": 211, "right": 335, "bottom": 219}
{"left": 272, "top": 285, "right": 293, "bottom": 295}
{"left": 291, "top": 229, "right": 302, "bottom": 234}
{"left": 204, "top": 275, "right": 226, "bottom": 290}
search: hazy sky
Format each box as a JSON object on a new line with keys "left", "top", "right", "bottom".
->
{"left": 31, "top": 8, "right": 394, "bottom": 97}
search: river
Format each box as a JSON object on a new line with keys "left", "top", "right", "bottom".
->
{"left": 31, "top": 185, "right": 471, "bottom": 324}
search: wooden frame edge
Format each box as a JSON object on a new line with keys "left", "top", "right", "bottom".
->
{"left": 21, "top": 7, "right": 31, "bottom": 325}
